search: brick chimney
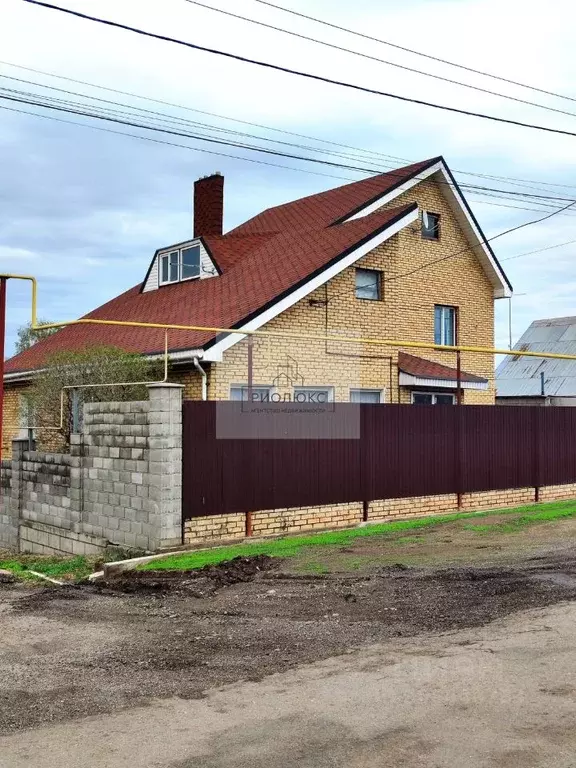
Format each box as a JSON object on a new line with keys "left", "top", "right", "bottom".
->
{"left": 194, "top": 173, "right": 224, "bottom": 238}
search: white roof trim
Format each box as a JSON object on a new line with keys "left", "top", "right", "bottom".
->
{"left": 202, "top": 207, "right": 418, "bottom": 363}
{"left": 399, "top": 372, "right": 488, "bottom": 391}
{"left": 342, "top": 160, "right": 511, "bottom": 300}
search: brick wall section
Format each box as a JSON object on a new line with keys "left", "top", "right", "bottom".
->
{"left": 2, "top": 383, "right": 27, "bottom": 459}
{"left": 184, "top": 484, "right": 576, "bottom": 544}
{"left": 539, "top": 483, "right": 576, "bottom": 502}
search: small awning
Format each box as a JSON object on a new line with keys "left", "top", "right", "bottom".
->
{"left": 398, "top": 352, "right": 489, "bottom": 391}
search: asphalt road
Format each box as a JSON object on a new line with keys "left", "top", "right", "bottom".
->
{"left": 2, "top": 601, "right": 575, "bottom": 768}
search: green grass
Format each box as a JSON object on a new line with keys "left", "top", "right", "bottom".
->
{"left": 0, "top": 555, "right": 94, "bottom": 582}
{"left": 140, "top": 499, "right": 576, "bottom": 572}
{"left": 297, "top": 561, "right": 330, "bottom": 574}
{"left": 0, "top": 544, "right": 147, "bottom": 583}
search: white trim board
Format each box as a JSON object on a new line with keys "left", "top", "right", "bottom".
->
{"left": 202, "top": 208, "right": 418, "bottom": 363}
{"left": 342, "top": 160, "right": 511, "bottom": 300}
{"left": 399, "top": 372, "right": 488, "bottom": 391}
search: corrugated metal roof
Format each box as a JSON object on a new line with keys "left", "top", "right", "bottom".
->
{"left": 496, "top": 316, "right": 576, "bottom": 397}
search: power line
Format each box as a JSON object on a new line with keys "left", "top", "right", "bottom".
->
{"left": 5, "top": 84, "right": 576, "bottom": 211}
{"left": 184, "top": 0, "right": 576, "bottom": 121}
{"left": 4, "top": 101, "right": 573, "bottom": 289}
{"left": 4, "top": 59, "right": 576, "bottom": 194}
{"left": 20, "top": 0, "right": 576, "bottom": 140}
{"left": 250, "top": 0, "right": 576, "bottom": 106}
{"left": 471, "top": 198, "right": 576, "bottom": 217}
{"left": 501, "top": 239, "right": 576, "bottom": 261}
{"left": 0, "top": 103, "right": 359, "bottom": 182}
{"left": 8, "top": 96, "right": 575, "bottom": 223}
{"left": 385, "top": 198, "right": 576, "bottom": 284}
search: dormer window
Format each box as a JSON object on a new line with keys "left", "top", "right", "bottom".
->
{"left": 159, "top": 244, "right": 201, "bottom": 285}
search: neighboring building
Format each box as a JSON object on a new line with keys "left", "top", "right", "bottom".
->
{"left": 4, "top": 156, "right": 512, "bottom": 454}
{"left": 497, "top": 316, "right": 576, "bottom": 406}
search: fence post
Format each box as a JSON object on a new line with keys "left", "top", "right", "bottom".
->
{"left": 8, "top": 439, "right": 28, "bottom": 551}
{"left": 69, "top": 433, "right": 84, "bottom": 533}
{"left": 147, "top": 383, "right": 183, "bottom": 549}
{"left": 533, "top": 406, "right": 540, "bottom": 503}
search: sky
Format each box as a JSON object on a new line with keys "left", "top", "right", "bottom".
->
{"left": 1, "top": 0, "right": 576, "bottom": 359}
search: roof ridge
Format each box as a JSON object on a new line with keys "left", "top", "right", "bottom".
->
{"left": 227, "top": 157, "right": 441, "bottom": 237}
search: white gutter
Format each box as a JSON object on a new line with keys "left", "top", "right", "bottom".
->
{"left": 193, "top": 356, "right": 208, "bottom": 400}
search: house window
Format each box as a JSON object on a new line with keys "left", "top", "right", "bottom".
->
{"left": 230, "top": 385, "right": 273, "bottom": 402}
{"left": 293, "top": 386, "right": 334, "bottom": 403}
{"left": 434, "top": 305, "right": 456, "bottom": 346}
{"left": 159, "top": 244, "right": 201, "bottom": 285}
{"left": 355, "top": 268, "right": 381, "bottom": 300}
{"left": 412, "top": 392, "right": 455, "bottom": 405}
{"left": 422, "top": 212, "right": 440, "bottom": 240}
{"left": 350, "top": 389, "right": 383, "bottom": 403}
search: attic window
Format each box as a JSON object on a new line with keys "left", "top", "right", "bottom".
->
{"left": 422, "top": 212, "right": 440, "bottom": 240}
{"left": 159, "top": 244, "right": 200, "bottom": 285}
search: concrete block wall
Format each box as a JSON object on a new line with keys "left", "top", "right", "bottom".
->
{"left": 0, "top": 384, "right": 184, "bottom": 555}
{"left": 19, "top": 449, "right": 75, "bottom": 530}
{"left": 0, "top": 459, "right": 14, "bottom": 549}
{"left": 78, "top": 399, "right": 153, "bottom": 550}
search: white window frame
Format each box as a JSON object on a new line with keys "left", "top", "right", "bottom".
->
{"left": 411, "top": 391, "right": 455, "bottom": 405}
{"left": 349, "top": 388, "right": 384, "bottom": 404}
{"left": 355, "top": 268, "right": 382, "bottom": 301}
{"left": 422, "top": 211, "right": 441, "bottom": 240}
{"left": 229, "top": 384, "right": 275, "bottom": 402}
{"left": 158, "top": 244, "right": 201, "bottom": 286}
{"left": 434, "top": 305, "right": 456, "bottom": 346}
{"left": 293, "top": 386, "right": 335, "bottom": 404}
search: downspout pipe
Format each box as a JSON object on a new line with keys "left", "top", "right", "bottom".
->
{"left": 193, "top": 357, "right": 207, "bottom": 400}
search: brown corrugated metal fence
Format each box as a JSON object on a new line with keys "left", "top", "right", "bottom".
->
{"left": 182, "top": 402, "right": 576, "bottom": 519}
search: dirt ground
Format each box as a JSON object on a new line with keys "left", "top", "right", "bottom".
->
{"left": 2, "top": 520, "right": 576, "bottom": 766}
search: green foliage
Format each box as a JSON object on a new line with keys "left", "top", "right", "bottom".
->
{"left": 15, "top": 319, "right": 58, "bottom": 354}
{"left": 142, "top": 500, "right": 576, "bottom": 572}
{"left": 28, "top": 345, "right": 163, "bottom": 436}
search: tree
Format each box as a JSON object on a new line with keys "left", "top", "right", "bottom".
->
{"left": 15, "top": 319, "right": 58, "bottom": 354}
{"left": 28, "top": 346, "right": 163, "bottom": 439}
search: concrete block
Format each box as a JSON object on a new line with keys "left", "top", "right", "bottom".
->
{"left": 71, "top": 540, "right": 86, "bottom": 556}
{"left": 135, "top": 534, "right": 150, "bottom": 549}
{"left": 130, "top": 496, "right": 143, "bottom": 511}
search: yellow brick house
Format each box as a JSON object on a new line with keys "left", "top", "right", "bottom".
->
{"left": 3, "top": 157, "right": 512, "bottom": 454}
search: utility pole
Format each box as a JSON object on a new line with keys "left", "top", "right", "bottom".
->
{"left": 0, "top": 277, "right": 7, "bottom": 467}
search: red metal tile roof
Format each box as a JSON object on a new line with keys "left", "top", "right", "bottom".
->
{"left": 6, "top": 186, "right": 419, "bottom": 374}
{"left": 230, "top": 158, "right": 439, "bottom": 235}
{"left": 398, "top": 352, "right": 488, "bottom": 383}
